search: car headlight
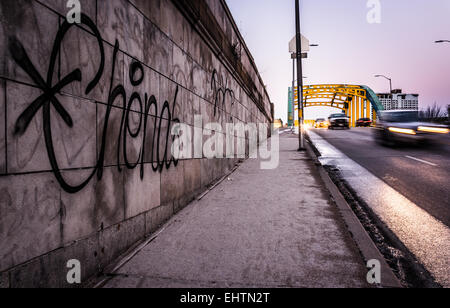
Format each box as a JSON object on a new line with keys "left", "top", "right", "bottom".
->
{"left": 388, "top": 127, "right": 416, "bottom": 135}
{"left": 417, "top": 126, "right": 450, "bottom": 134}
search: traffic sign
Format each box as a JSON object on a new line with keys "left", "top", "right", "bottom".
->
{"left": 289, "top": 35, "right": 310, "bottom": 53}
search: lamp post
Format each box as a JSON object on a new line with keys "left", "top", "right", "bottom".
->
{"left": 295, "top": 0, "right": 305, "bottom": 150}
{"left": 291, "top": 53, "right": 296, "bottom": 128}
{"left": 375, "top": 74, "right": 393, "bottom": 108}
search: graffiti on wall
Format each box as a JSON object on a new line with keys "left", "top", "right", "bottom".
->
{"left": 210, "top": 69, "right": 235, "bottom": 120}
{"left": 9, "top": 14, "right": 180, "bottom": 194}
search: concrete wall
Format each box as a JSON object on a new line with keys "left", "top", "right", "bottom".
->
{"left": 0, "top": 0, "right": 272, "bottom": 287}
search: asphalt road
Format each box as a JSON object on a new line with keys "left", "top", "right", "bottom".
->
{"left": 312, "top": 127, "right": 450, "bottom": 228}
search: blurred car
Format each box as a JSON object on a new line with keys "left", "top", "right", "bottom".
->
{"left": 373, "top": 110, "right": 449, "bottom": 146}
{"left": 356, "top": 118, "right": 372, "bottom": 127}
{"left": 328, "top": 113, "right": 350, "bottom": 130}
{"left": 314, "top": 118, "right": 328, "bottom": 128}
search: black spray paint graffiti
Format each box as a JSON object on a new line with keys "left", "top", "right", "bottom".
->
{"left": 210, "top": 69, "right": 234, "bottom": 119}
{"left": 9, "top": 13, "right": 179, "bottom": 194}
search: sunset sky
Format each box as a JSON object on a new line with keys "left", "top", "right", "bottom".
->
{"left": 227, "top": 0, "right": 450, "bottom": 122}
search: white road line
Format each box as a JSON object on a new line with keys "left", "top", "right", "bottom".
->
{"left": 405, "top": 156, "right": 438, "bottom": 167}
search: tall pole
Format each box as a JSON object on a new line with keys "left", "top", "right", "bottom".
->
{"left": 292, "top": 56, "right": 295, "bottom": 128}
{"left": 295, "top": 0, "right": 305, "bottom": 150}
{"left": 389, "top": 78, "right": 393, "bottom": 108}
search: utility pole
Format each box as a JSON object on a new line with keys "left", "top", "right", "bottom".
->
{"left": 291, "top": 53, "right": 296, "bottom": 129}
{"left": 295, "top": 0, "right": 305, "bottom": 150}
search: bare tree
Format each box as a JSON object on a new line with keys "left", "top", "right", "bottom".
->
{"left": 420, "top": 103, "right": 444, "bottom": 122}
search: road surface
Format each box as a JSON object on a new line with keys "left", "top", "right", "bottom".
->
{"left": 309, "top": 127, "right": 450, "bottom": 287}
{"left": 312, "top": 127, "right": 450, "bottom": 228}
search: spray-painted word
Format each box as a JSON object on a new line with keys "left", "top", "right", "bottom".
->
{"left": 9, "top": 13, "right": 180, "bottom": 194}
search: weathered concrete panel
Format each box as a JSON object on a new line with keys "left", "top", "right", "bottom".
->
{"left": 0, "top": 0, "right": 59, "bottom": 83}
{"left": 0, "top": 172, "right": 61, "bottom": 272}
{"left": 96, "top": 104, "right": 125, "bottom": 168}
{"left": 146, "top": 203, "right": 174, "bottom": 235}
{"left": 172, "top": 44, "right": 192, "bottom": 89}
{"left": 160, "top": 160, "right": 185, "bottom": 205}
{"left": 7, "top": 82, "right": 97, "bottom": 174}
{"left": 97, "top": 0, "right": 144, "bottom": 61}
{"left": 183, "top": 159, "right": 202, "bottom": 198}
{"left": 60, "top": 169, "right": 97, "bottom": 244}
{"left": 131, "top": 0, "right": 162, "bottom": 26}
{"left": 159, "top": 0, "right": 185, "bottom": 47}
{"left": 124, "top": 165, "right": 161, "bottom": 219}
{"left": 99, "top": 214, "right": 146, "bottom": 268}
{"left": 6, "top": 82, "right": 50, "bottom": 174}
{"left": 9, "top": 234, "right": 99, "bottom": 288}
{"left": 143, "top": 19, "right": 173, "bottom": 78}
{"left": 94, "top": 166, "right": 125, "bottom": 230}
{"left": 59, "top": 17, "right": 112, "bottom": 103}
{"left": 201, "top": 158, "right": 214, "bottom": 190}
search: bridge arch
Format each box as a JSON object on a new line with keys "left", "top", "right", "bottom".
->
{"left": 294, "top": 84, "right": 384, "bottom": 127}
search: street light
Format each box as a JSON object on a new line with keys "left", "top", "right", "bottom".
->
{"left": 374, "top": 74, "right": 393, "bottom": 93}
{"left": 294, "top": 0, "right": 305, "bottom": 150}
{"left": 375, "top": 74, "right": 393, "bottom": 109}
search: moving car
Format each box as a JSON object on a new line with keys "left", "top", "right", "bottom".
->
{"left": 328, "top": 113, "right": 350, "bottom": 130}
{"left": 314, "top": 118, "right": 328, "bottom": 128}
{"left": 356, "top": 118, "right": 372, "bottom": 127}
{"left": 373, "top": 110, "right": 449, "bottom": 146}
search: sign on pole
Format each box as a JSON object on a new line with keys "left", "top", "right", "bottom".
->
{"left": 289, "top": 34, "right": 310, "bottom": 54}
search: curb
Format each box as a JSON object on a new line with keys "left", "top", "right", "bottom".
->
{"left": 304, "top": 135, "right": 403, "bottom": 289}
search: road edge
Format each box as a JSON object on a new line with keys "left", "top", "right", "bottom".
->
{"left": 304, "top": 134, "right": 403, "bottom": 288}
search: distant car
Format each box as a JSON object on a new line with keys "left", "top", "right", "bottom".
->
{"left": 373, "top": 110, "right": 449, "bottom": 146}
{"left": 314, "top": 118, "right": 328, "bottom": 128}
{"left": 356, "top": 118, "right": 372, "bottom": 127}
{"left": 328, "top": 113, "right": 350, "bottom": 130}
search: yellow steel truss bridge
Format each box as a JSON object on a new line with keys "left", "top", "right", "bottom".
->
{"left": 293, "top": 84, "right": 384, "bottom": 127}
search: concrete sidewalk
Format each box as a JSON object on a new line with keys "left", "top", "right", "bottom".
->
{"left": 102, "top": 133, "right": 368, "bottom": 288}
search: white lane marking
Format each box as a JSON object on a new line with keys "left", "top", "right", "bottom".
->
{"left": 405, "top": 156, "right": 438, "bottom": 167}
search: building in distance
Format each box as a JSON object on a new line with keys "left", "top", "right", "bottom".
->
{"left": 377, "top": 89, "right": 419, "bottom": 111}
